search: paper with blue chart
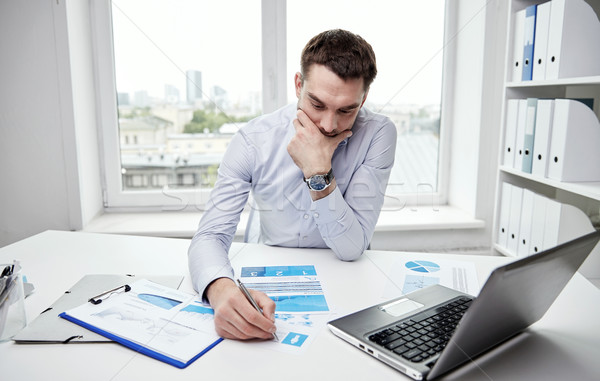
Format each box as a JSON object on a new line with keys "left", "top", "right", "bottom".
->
{"left": 382, "top": 257, "right": 480, "bottom": 300}
{"left": 238, "top": 265, "right": 332, "bottom": 354}
{"left": 60, "top": 278, "right": 222, "bottom": 368}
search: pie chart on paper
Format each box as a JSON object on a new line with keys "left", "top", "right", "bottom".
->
{"left": 405, "top": 260, "right": 441, "bottom": 273}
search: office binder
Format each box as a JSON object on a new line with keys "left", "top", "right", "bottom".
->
{"left": 507, "top": 184, "right": 523, "bottom": 255}
{"left": 513, "top": 99, "right": 528, "bottom": 171}
{"left": 497, "top": 182, "right": 512, "bottom": 248}
{"left": 531, "top": 1, "right": 551, "bottom": 81}
{"left": 531, "top": 99, "right": 554, "bottom": 177}
{"left": 13, "top": 274, "right": 183, "bottom": 343}
{"left": 542, "top": 198, "right": 594, "bottom": 251}
{"left": 529, "top": 193, "right": 548, "bottom": 255}
{"left": 503, "top": 99, "right": 519, "bottom": 167}
{"left": 511, "top": 9, "right": 526, "bottom": 82}
{"left": 60, "top": 278, "right": 223, "bottom": 369}
{"left": 517, "top": 189, "right": 535, "bottom": 257}
{"left": 521, "top": 5, "right": 537, "bottom": 81}
{"left": 545, "top": 0, "right": 600, "bottom": 79}
{"left": 547, "top": 99, "right": 600, "bottom": 182}
{"left": 521, "top": 98, "right": 538, "bottom": 173}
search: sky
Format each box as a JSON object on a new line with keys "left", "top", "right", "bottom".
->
{"left": 111, "top": 0, "right": 445, "bottom": 108}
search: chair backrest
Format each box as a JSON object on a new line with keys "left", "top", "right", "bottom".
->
{"left": 244, "top": 207, "right": 261, "bottom": 243}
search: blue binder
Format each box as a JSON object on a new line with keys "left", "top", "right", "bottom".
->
{"left": 522, "top": 5, "right": 537, "bottom": 81}
{"left": 522, "top": 98, "right": 538, "bottom": 173}
{"left": 60, "top": 312, "right": 223, "bottom": 368}
{"left": 58, "top": 278, "right": 224, "bottom": 369}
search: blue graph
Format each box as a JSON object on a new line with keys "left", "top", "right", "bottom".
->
{"left": 181, "top": 304, "right": 214, "bottom": 315}
{"left": 405, "top": 260, "right": 441, "bottom": 273}
{"left": 269, "top": 294, "right": 329, "bottom": 312}
{"left": 138, "top": 294, "right": 182, "bottom": 309}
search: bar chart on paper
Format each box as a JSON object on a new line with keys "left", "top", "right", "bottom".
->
{"left": 237, "top": 265, "right": 333, "bottom": 354}
{"left": 239, "top": 265, "right": 330, "bottom": 312}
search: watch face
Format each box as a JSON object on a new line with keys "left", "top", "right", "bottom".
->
{"left": 309, "top": 175, "right": 327, "bottom": 191}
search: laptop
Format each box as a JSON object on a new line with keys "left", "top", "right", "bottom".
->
{"left": 328, "top": 230, "right": 600, "bottom": 380}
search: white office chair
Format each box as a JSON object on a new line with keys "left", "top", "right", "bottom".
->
{"left": 244, "top": 206, "right": 261, "bottom": 244}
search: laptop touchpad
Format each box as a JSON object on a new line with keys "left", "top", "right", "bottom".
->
{"left": 379, "top": 298, "right": 424, "bottom": 317}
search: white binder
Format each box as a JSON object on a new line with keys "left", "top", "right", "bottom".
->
{"left": 531, "top": 1, "right": 552, "bottom": 81}
{"left": 507, "top": 184, "right": 523, "bottom": 255}
{"left": 545, "top": 0, "right": 600, "bottom": 80}
{"left": 531, "top": 99, "right": 554, "bottom": 177}
{"left": 497, "top": 182, "right": 513, "bottom": 248}
{"left": 517, "top": 189, "right": 535, "bottom": 257}
{"left": 547, "top": 99, "right": 600, "bottom": 182}
{"left": 543, "top": 198, "right": 594, "bottom": 250}
{"left": 529, "top": 193, "right": 547, "bottom": 255}
{"left": 511, "top": 9, "right": 526, "bottom": 82}
{"left": 513, "top": 99, "right": 528, "bottom": 171}
{"left": 502, "top": 99, "right": 520, "bottom": 167}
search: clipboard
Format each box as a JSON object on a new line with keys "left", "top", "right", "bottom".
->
{"left": 13, "top": 274, "right": 183, "bottom": 343}
{"left": 59, "top": 278, "right": 223, "bottom": 368}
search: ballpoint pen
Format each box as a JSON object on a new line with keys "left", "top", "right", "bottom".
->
{"left": 236, "top": 279, "right": 279, "bottom": 341}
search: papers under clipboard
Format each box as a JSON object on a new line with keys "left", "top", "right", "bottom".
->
{"left": 13, "top": 274, "right": 184, "bottom": 344}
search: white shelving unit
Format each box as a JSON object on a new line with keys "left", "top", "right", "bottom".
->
{"left": 493, "top": 0, "right": 600, "bottom": 279}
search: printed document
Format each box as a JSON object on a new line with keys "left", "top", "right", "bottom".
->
{"left": 60, "top": 279, "right": 221, "bottom": 368}
{"left": 382, "top": 257, "right": 480, "bottom": 299}
{"left": 238, "top": 265, "right": 332, "bottom": 354}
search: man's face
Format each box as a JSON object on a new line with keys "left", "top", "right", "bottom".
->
{"left": 295, "top": 64, "right": 367, "bottom": 137}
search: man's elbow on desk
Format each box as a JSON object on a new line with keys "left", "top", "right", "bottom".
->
{"left": 336, "top": 252, "right": 364, "bottom": 262}
{"left": 329, "top": 242, "right": 367, "bottom": 262}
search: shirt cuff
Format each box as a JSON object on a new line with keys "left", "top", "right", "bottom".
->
{"left": 311, "top": 186, "right": 348, "bottom": 225}
{"left": 196, "top": 265, "right": 235, "bottom": 304}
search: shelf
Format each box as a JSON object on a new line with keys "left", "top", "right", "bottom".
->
{"left": 499, "top": 165, "right": 600, "bottom": 201}
{"left": 506, "top": 76, "right": 600, "bottom": 88}
{"left": 495, "top": 0, "right": 600, "bottom": 274}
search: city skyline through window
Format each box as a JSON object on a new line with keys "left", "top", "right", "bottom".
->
{"left": 111, "top": 0, "right": 445, "bottom": 200}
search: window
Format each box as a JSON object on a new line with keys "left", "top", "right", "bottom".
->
{"left": 286, "top": 0, "right": 445, "bottom": 203}
{"left": 94, "top": 0, "right": 446, "bottom": 210}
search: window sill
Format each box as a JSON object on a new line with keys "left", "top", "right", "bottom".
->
{"left": 82, "top": 205, "right": 485, "bottom": 239}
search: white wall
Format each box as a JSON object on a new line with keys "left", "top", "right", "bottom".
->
{"left": 0, "top": 0, "right": 103, "bottom": 247}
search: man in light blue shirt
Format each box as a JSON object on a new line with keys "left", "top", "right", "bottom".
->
{"left": 189, "top": 29, "right": 397, "bottom": 340}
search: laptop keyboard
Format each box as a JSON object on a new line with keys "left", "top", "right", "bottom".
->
{"left": 368, "top": 296, "right": 473, "bottom": 364}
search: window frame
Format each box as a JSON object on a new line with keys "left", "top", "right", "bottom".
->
{"left": 91, "top": 0, "right": 451, "bottom": 212}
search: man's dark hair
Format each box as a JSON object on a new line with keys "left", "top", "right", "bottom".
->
{"left": 300, "top": 29, "right": 377, "bottom": 90}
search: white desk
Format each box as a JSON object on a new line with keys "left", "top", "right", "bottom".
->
{"left": 1, "top": 230, "right": 599, "bottom": 380}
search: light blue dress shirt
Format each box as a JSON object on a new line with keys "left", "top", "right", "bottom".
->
{"left": 188, "top": 103, "right": 397, "bottom": 299}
